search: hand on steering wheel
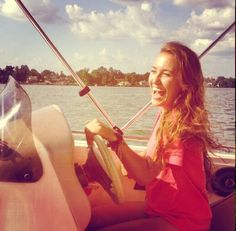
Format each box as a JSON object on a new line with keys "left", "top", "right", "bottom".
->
{"left": 84, "top": 135, "right": 124, "bottom": 204}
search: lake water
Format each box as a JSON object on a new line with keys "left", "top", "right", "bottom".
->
{"left": 18, "top": 85, "right": 235, "bottom": 148}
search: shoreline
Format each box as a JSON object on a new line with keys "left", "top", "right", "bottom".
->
{"left": 1, "top": 82, "right": 234, "bottom": 89}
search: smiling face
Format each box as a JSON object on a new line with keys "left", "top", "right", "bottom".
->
{"left": 149, "top": 52, "right": 183, "bottom": 111}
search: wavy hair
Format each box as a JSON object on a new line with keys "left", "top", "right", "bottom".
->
{"left": 155, "top": 41, "right": 225, "bottom": 183}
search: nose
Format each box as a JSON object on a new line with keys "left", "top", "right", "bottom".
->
{"left": 149, "top": 71, "right": 161, "bottom": 85}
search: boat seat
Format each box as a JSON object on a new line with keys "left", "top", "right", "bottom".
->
{"left": 210, "top": 192, "right": 235, "bottom": 231}
{"left": 0, "top": 105, "right": 91, "bottom": 231}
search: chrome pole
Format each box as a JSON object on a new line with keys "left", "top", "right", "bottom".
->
{"left": 15, "top": 0, "right": 115, "bottom": 127}
{"left": 199, "top": 21, "right": 235, "bottom": 59}
{"left": 121, "top": 101, "right": 152, "bottom": 131}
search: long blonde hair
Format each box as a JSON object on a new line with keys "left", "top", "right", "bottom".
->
{"left": 155, "top": 42, "right": 224, "bottom": 181}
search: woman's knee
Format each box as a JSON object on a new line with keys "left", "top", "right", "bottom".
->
{"left": 88, "top": 201, "right": 146, "bottom": 229}
{"left": 96, "top": 217, "right": 178, "bottom": 231}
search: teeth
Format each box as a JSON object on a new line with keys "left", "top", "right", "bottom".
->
{"left": 153, "top": 88, "right": 161, "bottom": 93}
{"left": 152, "top": 88, "right": 165, "bottom": 96}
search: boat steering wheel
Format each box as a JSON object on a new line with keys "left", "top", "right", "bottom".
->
{"left": 90, "top": 135, "right": 125, "bottom": 204}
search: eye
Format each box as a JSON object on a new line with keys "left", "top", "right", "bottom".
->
{"left": 162, "top": 72, "right": 171, "bottom": 77}
{"left": 150, "top": 69, "right": 156, "bottom": 74}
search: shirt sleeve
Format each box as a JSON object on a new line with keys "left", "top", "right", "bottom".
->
{"left": 164, "top": 140, "right": 184, "bottom": 166}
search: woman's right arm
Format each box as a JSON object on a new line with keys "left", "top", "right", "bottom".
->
{"left": 115, "top": 141, "right": 162, "bottom": 186}
{"left": 85, "top": 119, "right": 161, "bottom": 186}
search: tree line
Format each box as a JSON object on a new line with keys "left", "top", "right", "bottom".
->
{"left": 0, "top": 64, "right": 235, "bottom": 88}
{"left": 204, "top": 76, "right": 235, "bottom": 88}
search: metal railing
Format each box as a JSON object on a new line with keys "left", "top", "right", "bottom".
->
{"left": 15, "top": 0, "right": 115, "bottom": 128}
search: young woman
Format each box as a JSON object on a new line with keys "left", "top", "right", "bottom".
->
{"left": 85, "top": 42, "right": 221, "bottom": 231}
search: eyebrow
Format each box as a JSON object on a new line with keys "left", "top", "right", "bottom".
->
{"left": 151, "top": 66, "right": 173, "bottom": 72}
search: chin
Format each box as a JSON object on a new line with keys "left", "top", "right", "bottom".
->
{"left": 151, "top": 99, "right": 164, "bottom": 107}
{"left": 151, "top": 100, "right": 172, "bottom": 111}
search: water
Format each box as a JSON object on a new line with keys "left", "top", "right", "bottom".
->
{"left": 24, "top": 85, "right": 157, "bottom": 133}
{"left": 2, "top": 83, "right": 235, "bottom": 148}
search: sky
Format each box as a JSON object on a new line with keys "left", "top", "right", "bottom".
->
{"left": 0, "top": 0, "right": 235, "bottom": 77}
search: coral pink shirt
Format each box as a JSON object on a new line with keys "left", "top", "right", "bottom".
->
{"left": 145, "top": 114, "right": 212, "bottom": 231}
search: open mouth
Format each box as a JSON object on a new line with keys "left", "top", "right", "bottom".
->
{"left": 153, "top": 89, "right": 165, "bottom": 97}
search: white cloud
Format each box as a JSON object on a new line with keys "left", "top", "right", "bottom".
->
{"left": 141, "top": 1, "right": 152, "bottom": 12}
{"left": 73, "top": 48, "right": 130, "bottom": 71}
{"left": 110, "top": 0, "right": 154, "bottom": 5}
{"left": 190, "top": 34, "right": 235, "bottom": 58}
{"left": 176, "top": 7, "right": 234, "bottom": 40}
{"left": 173, "top": 0, "right": 234, "bottom": 8}
{"left": 191, "top": 38, "right": 212, "bottom": 53}
{"left": 172, "top": 7, "right": 235, "bottom": 51}
{"left": 0, "top": 0, "right": 60, "bottom": 23}
{"left": 0, "top": 0, "right": 24, "bottom": 20}
{"left": 203, "top": 35, "right": 235, "bottom": 57}
{"left": 65, "top": 3, "right": 162, "bottom": 43}
{"left": 190, "top": 8, "right": 234, "bottom": 31}
{"left": 111, "top": 0, "right": 234, "bottom": 8}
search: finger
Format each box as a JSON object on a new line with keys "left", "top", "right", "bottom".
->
{"left": 84, "top": 127, "right": 94, "bottom": 147}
